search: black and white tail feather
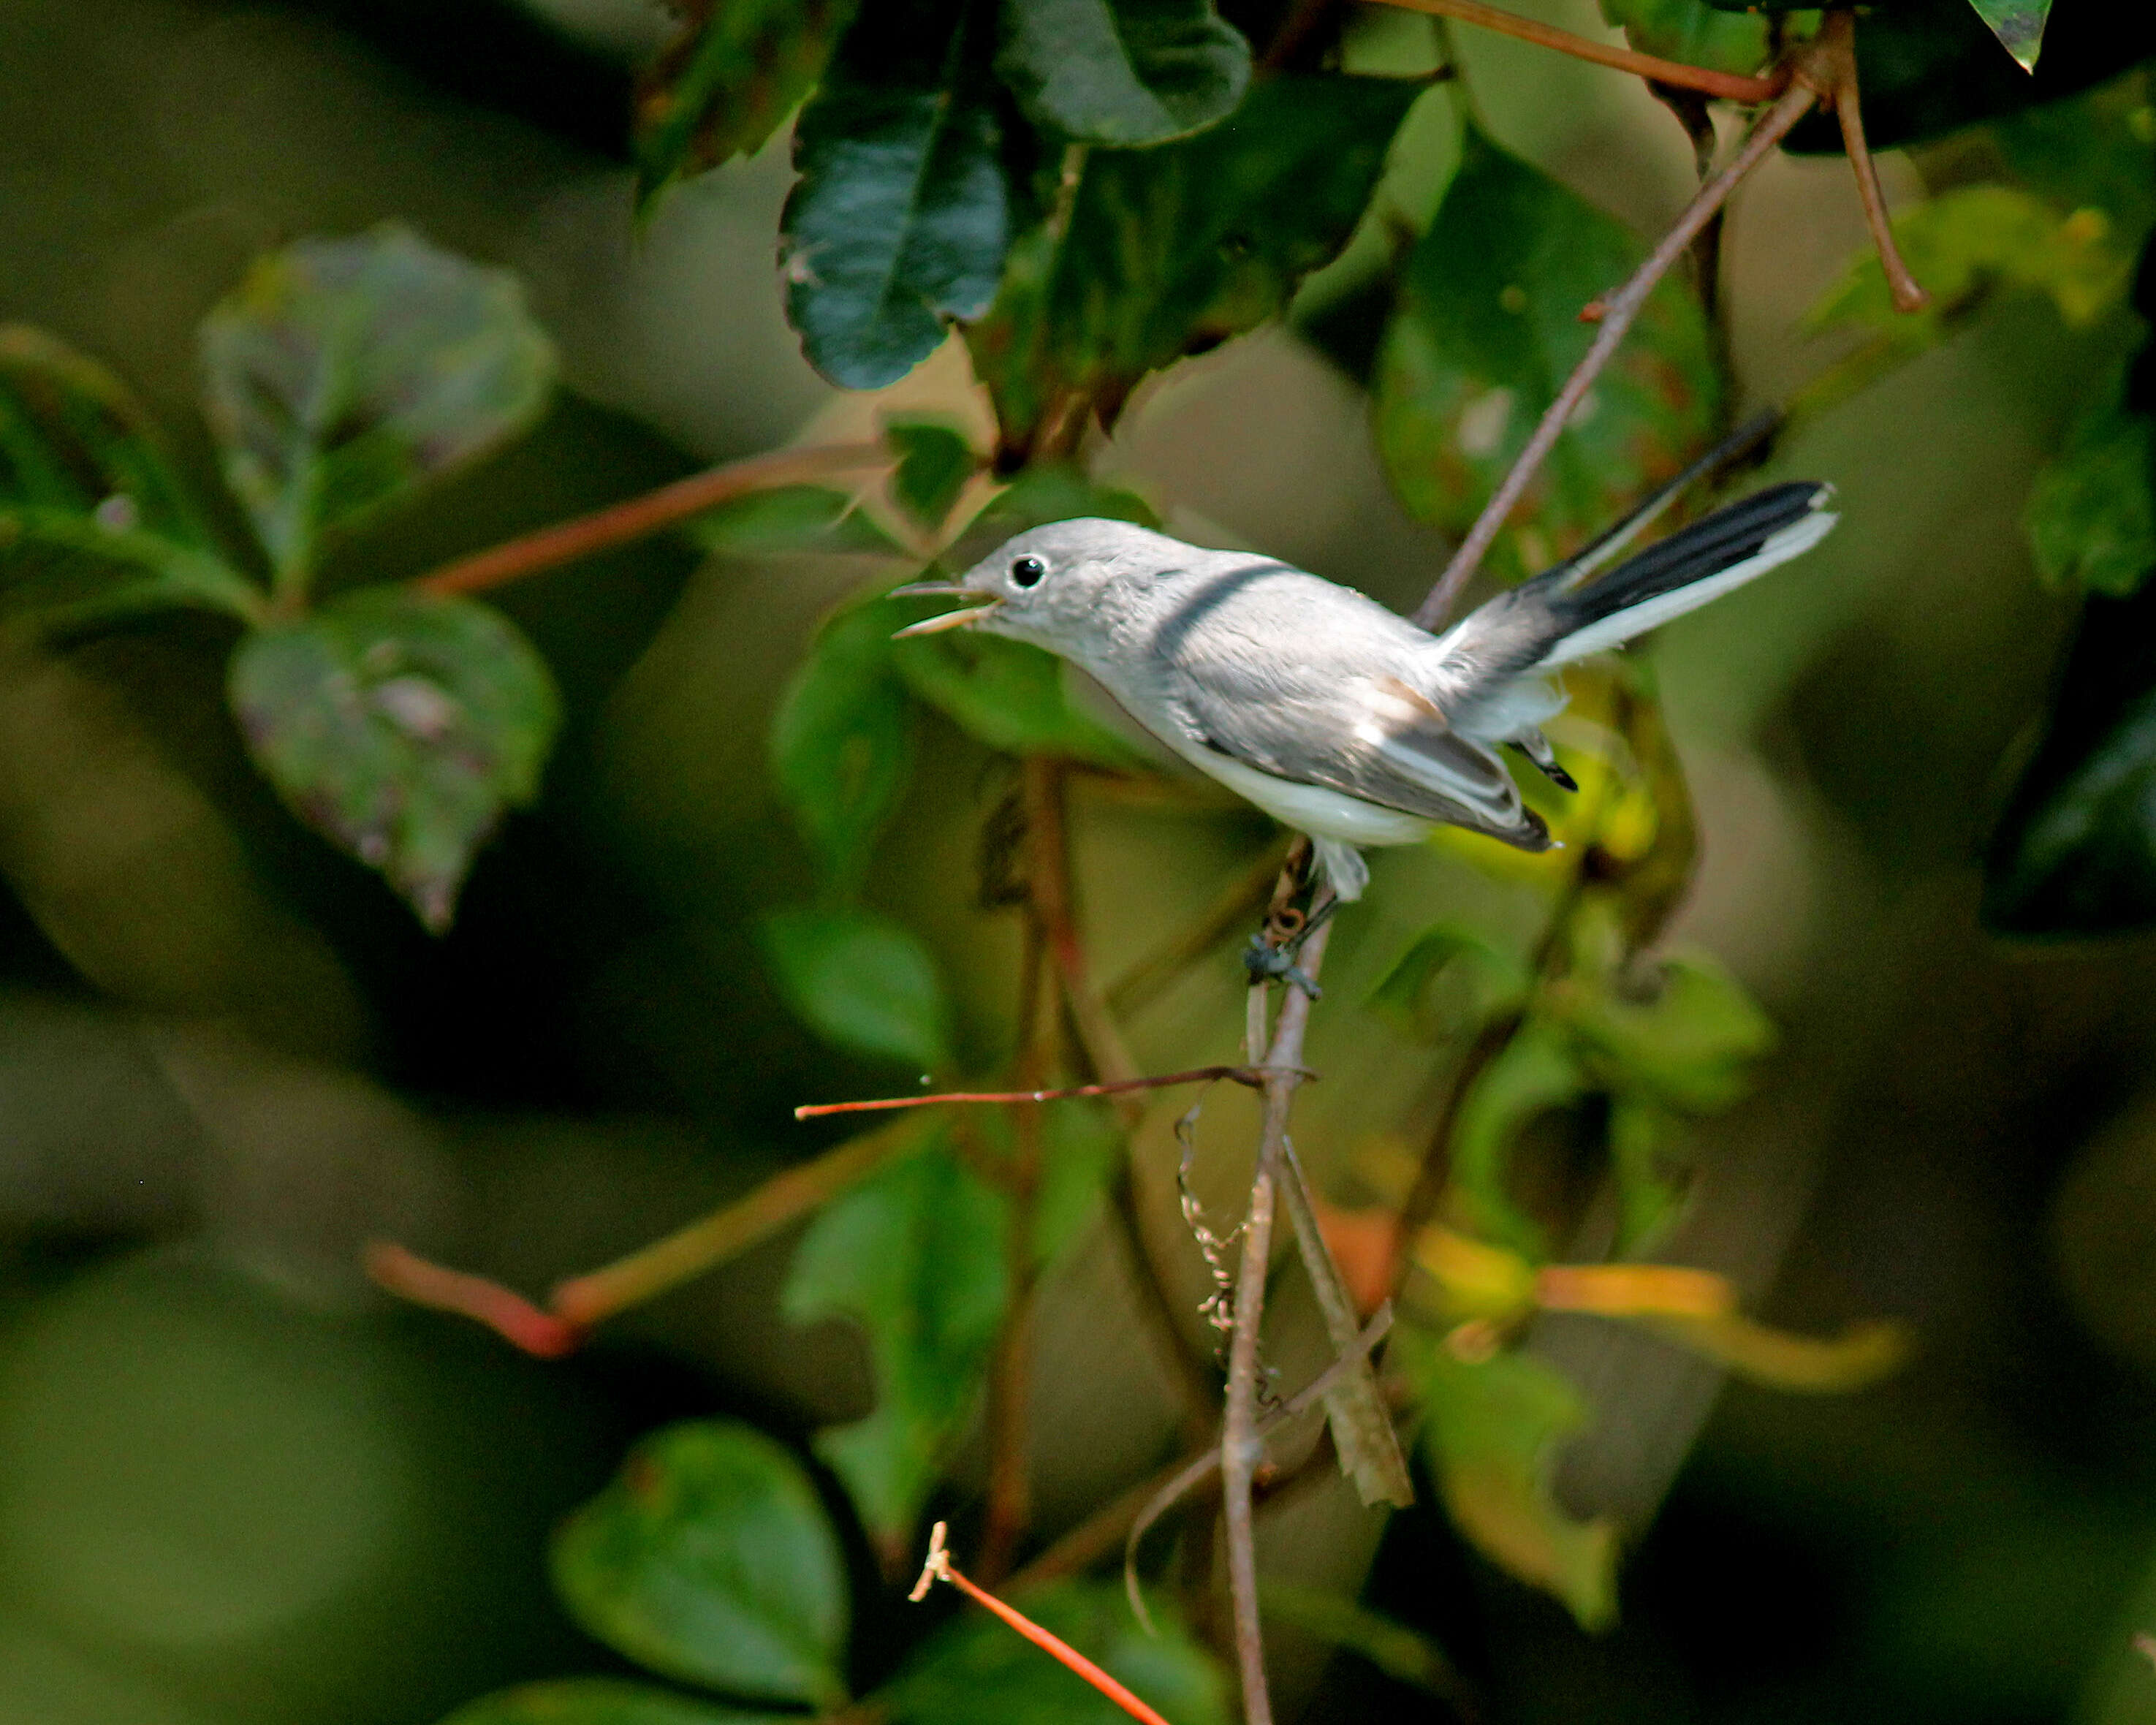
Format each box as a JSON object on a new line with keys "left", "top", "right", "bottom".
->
{"left": 1308, "top": 479, "right": 1837, "bottom": 899}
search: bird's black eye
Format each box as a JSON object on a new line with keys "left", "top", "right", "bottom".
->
{"left": 1010, "top": 555, "right": 1046, "bottom": 588}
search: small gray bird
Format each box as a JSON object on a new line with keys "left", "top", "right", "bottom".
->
{"left": 893, "top": 479, "right": 1837, "bottom": 901}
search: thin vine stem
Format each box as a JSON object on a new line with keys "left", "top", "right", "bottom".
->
{"left": 414, "top": 441, "right": 892, "bottom": 597}
{"left": 1359, "top": 0, "right": 1783, "bottom": 104}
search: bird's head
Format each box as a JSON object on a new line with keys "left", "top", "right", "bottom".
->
{"left": 889, "top": 518, "right": 1182, "bottom": 661}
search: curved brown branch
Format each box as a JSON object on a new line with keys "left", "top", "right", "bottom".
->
{"left": 1360, "top": 0, "right": 1783, "bottom": 104}
{"left": 414, "top": 441, "right": 892, "bottom": 597}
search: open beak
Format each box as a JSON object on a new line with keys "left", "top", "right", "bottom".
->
{"left": 889, "top": 582, "right": 1003, "bottom": 637}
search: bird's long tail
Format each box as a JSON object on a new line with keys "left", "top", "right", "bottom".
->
{"left": 1533, "top": 480, "right": 1837, "bottom": 669}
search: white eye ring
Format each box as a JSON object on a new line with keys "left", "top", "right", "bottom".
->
{"left": 1010, "top": 556, "right": 1046, "bottom": 588}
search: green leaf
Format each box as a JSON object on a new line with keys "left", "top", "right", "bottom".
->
{"left": 884, "top": 1580, "right": 1229, "bottom": 1725}
{"left": 770, "top": 603, "right": 916, "bottom": 892}
{"left": 1033, "top": 1100, "right": 1123, "bottom": 1265}
{"left": 1368, "top": 921, "right": 1531, "bottom": 1038}
{"left": 965, "top": 75, "right": 1422, "bottom": 458}
{"left": 0, "top": 326, "right": 259, "bottom": 624}
{"left": 686, "top": 485, "right": 906, "bottom": 558}
{"left": 782, "top": 0, "right": 1014, "bottom": 390}
{"left": 228, "top": 588, "right": 560, "bottom": 932}
{"left": 1596, "top": 0, "right": 1770, "bottom": 75}
{"left": 1373, "top": 126, "right": 1721, "bottom": 580}
{"left": 1607, "top": 1092, "right": 1688, "bottom": 1254}
{"left": 995, "top": 0, "right": 1250, "bottom": 147}
{"left": 2024, "top": 362, "right": 2156, "bottom": 598}
{"left": 1804, "top": 185, "right": 2135, "bottom": 353}
{"left": 886, "top": 417, "right": 978, "bottom": 531}
{"left": 1552, "top": 949, "right": 1775, "bottom": 1115}
{"left": 200, "top": 224, "right": 557, "bottom": 590}
{"left": 1966, "top": 0, "right": 2052, "bottom": 71}
{"left": 1448, "top": 1020, "right": 1588, "bottom": 1259}
{"left": 760, "top": 905, "right": 950, "bottom": 1069}
{"left": 1984, "top": 585, "right": 2156, "bottom": 936}
{"left": 634, "top": 0, "right": 864, "bottom": 201}
{"left": 783, "top": 1137, "right": 1008, "bottom": 1559}
{"left": 439, "top": 1678, "right": 795, "bottom": 1725}
{"left": 1402, "top": 1333, "right": 1617, "bottom": 1631}
{"left": 550, "top": 1422, "right": 849, "bottom": 1708}
{"left": 892, "top": 629, "right": 1148, "bottom": 767}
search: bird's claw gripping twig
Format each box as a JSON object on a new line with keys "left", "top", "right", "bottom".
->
{"left": 1242, "top": 934, "right": 1324, "bottom": 998}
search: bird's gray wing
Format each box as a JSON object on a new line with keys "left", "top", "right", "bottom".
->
{"left": 1142, "top": 561, "right": 1549, "bottom": 848}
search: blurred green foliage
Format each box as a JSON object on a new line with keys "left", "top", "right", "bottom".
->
{"left": 5, "top": 2, "right": 2156, "bottom": 1725}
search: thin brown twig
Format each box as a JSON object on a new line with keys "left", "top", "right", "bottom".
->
{"left": 1223, "top": 906, "right": 1335, "bottom": 1725}
{"left": 1817, "top": 12, "right": 1929, "bottom": 314}
{"left": 1411, "top": 64, "right": 1825, "bottom": 632}
{"left": 792, "top": 1065, "right": 1292, "bottom": 1119}
{"left": 414, "top": 441, "right": 892, "bottom": 597}
{"left": 1359, "top": 0, "right": 1783, "bottom": 104}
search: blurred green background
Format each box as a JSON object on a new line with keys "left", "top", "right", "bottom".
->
{"left": 1, "top": 2, "right": 2153, "bottom": 1723}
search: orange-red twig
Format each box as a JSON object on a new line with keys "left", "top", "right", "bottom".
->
{"left": 1359, "top": 0, "right": 1783, "bottom": 103}
{"left": 363, "top": 1240, "right": 585, "bottom": 1357}
{"left": 911, "top": 1521, "right": 1173, "bottom": 1725}
{"left": 414, "top": 441, "right": 892, "bottom": 597}
{"left": 793, "top": 1064, "right": 1299, "bottom": 1119}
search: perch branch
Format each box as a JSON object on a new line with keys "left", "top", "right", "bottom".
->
{"left": 1223, "top": 904, "right": 1335, "bottom": 1725}
{"left": 1359, "top": 0, "right": 1782, "bottom": 104}
{"left": 414, "top": 441, "right": 892, "bottom": 597}
{"left": 1815, "top": 12, "right": 1929, "bottom": 313}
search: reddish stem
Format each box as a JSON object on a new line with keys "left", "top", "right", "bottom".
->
{"left": 414, "top": 442, "right": 892, "bottom": 598}
{"left": 912, "top": 1523, "right": 1174, "bottom": 1725}
{"left": 363, "top": 1240, "right": 584, "bottom": 1357}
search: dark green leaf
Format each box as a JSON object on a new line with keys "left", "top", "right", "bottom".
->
{"left": 782, "top": 0, "right": 1014, "bottom": 390}
{"left": 0, "top": 326, "right": 259, "bottom": 623}
{"left": 770, "top": 603, "right": 916, "bottom": 892}
{"left": 995, "top": 0, "right": 1250, "bottom": 146}
{"left": 439, "top": 1678, "right": 794, "bottom": 1725}
{"left": 551, "top": 1422, "right": 849, "bottom": 1708}
{"left": 686, "top": 485, "right": 906, "bottom": 558}
{"left": 1984, "top": 583, "right": 2156, "bottom": 936}
{"left": 1373, "top": 127, "right": 1720, "bottom": 580}
{"left": 1967, "top": 0, "right": 2052, "bottom": 71}
{"left": 1368, "top": 921, "right": 1531, "bottom": 1038}
{"left": 782, "top": 1136, "right": 1008, "bottom": 1558}
{"left": 2025, "top": 362, "right": 2156, "bottom": 597}
{"left": 761, "top": 905, "right": 950, "bottom": 1069}
{"left": 634, "top": 0, "right": 864, "bottom": 200}
{"left": 886, "top": 417, "right": 979, "bottom": 531}
{"left": 228, "top": 588, "right": 560, "bottom": 932}
{"left": 1776, "top": 0, "right": 2156, "bottom": 154}
{"left": 1400, "top": 1332, "right": 1617, "bottom": 1631}
{"left": 884, "top": 1580, "right": 1229, "bottom": 1725}
{"left": 965, "top": 76, "right": 1423, "bottom": 458}
{"left": 1989, "top": 74, "right": 2156, "bottom": 237}
{"left": 1596, "top": 0, "right": 1769, "bottom": 75}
